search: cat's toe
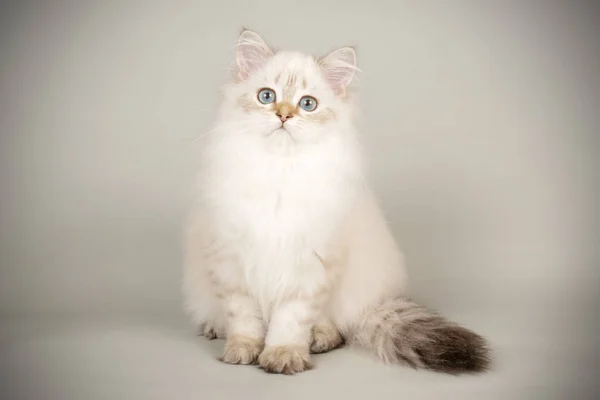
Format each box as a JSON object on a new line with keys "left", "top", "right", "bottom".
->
{"left": 259, "top": 346, "right": 313, "bottom": 375}
{"left": 310, "top": 324, "right": 344, "bottom": 354}
{"left": 200, "top": 321, "right": 226, "bottom": 340}
{"left": 219, "top": 335, "right": 263, "bottom": 365}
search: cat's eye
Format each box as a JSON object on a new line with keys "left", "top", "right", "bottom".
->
{"left": 257, "top": 88, "right": 276, "bottom": 104}
{"left": 299, "top": 96, "right": 318, "bottom": 112}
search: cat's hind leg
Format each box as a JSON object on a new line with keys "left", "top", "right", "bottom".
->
{"left": 199, "top": 315, "right": 226, "bottom": 339}
{"left": 310, "top": 317, "right": 344, "bottom": 354}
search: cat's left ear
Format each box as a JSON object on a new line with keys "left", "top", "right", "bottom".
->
{"left": 236, "top": 29, "right": 274, "bottom": 81}
{"left": 318, "top": 47, "right": 357, "bottom": 96}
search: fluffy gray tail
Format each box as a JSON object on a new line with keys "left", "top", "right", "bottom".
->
{"left": 352, "top": 297, "right": 491, "bottom": 374}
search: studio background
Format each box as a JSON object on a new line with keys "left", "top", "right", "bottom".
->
{"left": 0, "top": 1, "right": 598, "bottom": 399}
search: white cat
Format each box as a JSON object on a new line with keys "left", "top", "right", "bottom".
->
{"left": 184, "top": 29, "right": 490, "bottom": 375}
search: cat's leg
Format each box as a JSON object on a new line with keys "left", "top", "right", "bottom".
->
{"left": 258, "top": 243, "right": 345, "bottom": 373}
{"left": 258, "top": 298, "right": 315, "bottom": 374}
{"left": 310, "top": 317, "right": 344, "bottom": 354}
{"left": 185, "top": 212, "right": 264, "bottom": 363}
{"left": 219, "top": 292, "right": 265, "bottom": 365}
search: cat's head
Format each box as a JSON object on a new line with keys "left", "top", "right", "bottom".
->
{"left": 217, "top": 29, "right": 358, "bottom": 146}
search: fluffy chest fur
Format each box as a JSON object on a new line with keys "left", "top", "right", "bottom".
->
{"left": 199, "top": 131, "right": 361, "bottom": 311}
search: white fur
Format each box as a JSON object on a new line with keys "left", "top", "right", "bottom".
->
{"left": 184, "top": 33, "right": 408, "bottom": 351}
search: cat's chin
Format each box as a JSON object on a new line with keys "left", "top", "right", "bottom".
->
{"left": 265, "top": 128, "right": 293, "bottom": 144}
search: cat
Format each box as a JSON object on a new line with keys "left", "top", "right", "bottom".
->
{"left": 183, "top": 29, "right": 490, "bottom": 375}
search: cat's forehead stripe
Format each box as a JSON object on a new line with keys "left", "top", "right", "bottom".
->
{"left": 276, "top": 71, "right": 299, "bottom": 102}
{"left": 285, "top": 72, "right": 293, "bottom": 86}
{"left": 283, "top": 85, "right": 296, "bottom": 102}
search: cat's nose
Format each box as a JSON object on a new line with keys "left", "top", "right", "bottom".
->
{"left": 275, "top": 103, "right": 294, "bottom": 123}
{"left": 276, "top": 111, "right": 293, "bottom": 123}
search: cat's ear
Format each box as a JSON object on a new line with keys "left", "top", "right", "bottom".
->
{"left": 236, "top": 29, "right": 274, "bottom": 81}
{"left": 318, "top": 47, "right": 357, "bottom": 96}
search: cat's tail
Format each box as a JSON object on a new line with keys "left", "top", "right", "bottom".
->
{"left": 351, "top": 296, "right": 491, "bottom": 374}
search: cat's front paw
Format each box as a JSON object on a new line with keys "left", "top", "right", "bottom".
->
{"left": 219, "top": 335, "right": 263, "bottom": 365}
{"left": 310, "top": 324, "right": 344, "bottom": 354}
{"left": 259, "top": 345, "right": 312, "bottom": 375}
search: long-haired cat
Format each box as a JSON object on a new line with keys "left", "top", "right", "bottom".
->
{"left": 184, "top": 29, "right": 490, "bottom": 375}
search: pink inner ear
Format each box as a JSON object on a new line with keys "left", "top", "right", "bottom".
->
{"left": 236, "top": 31, "right": 273, "bottom": 80}
{"left": 237, "top": 46, "right": 265, "bottom": 79}
{"left": 319, "top": 47, "right": 357, "bottom": 95}
{"left": 324, "top": 65, "right": 356, "bottom": 95}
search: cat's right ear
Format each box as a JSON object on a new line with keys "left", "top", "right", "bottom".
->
{"left": 236, "top": 29, "right": 274, "bottom": 81}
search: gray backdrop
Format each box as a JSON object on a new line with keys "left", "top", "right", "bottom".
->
{"left": 1, "top": 1, "right": 598, "bottom": 399}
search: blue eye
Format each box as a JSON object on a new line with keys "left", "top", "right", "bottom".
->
{"left": 299, "top": 96, "right": 318, "bottom": 112}
{"left": 257, "top": 88, "right": 276, "bottom": 104}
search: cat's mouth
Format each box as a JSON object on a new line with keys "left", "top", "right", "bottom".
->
{"left": 271, "top": 126, "right": 290, "bottom": 135}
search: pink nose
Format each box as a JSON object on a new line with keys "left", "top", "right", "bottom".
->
{"left": 275, "top": 103, "right": 294, "bottom": 123}
{"left": 276, "top": 112, "right": 292, "bottom": 123}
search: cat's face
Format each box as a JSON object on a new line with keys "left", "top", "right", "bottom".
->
{"left": 218, "top": 30, "right": 357, "bottom": 147}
